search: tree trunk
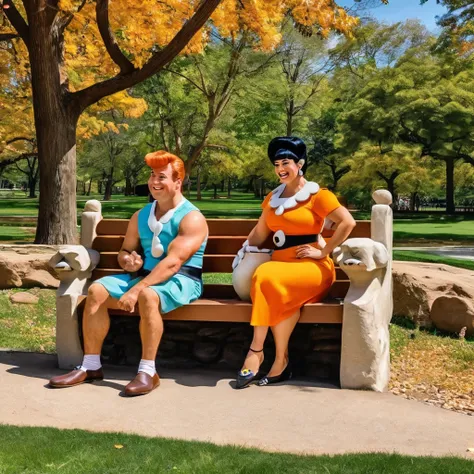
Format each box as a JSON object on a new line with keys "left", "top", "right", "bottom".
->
{"left": 247, "top": 178, "right": 254, "bottom": 193}
{"left": 103, "top": 170, "right": 114, "bottom": 201}
{"left": 253, "top": 178, "right": 259, "bottom": 198}
{"left": 213, "top": 184, "right": 218, "bottom": 200}
{"left": 409, "top": 192, "right": 419, "bottom": 212}
{"left": 98, "top": 179, "right": 103, "bottom": 195}
{"left": 260, "top": 178, "right": 265, "bottom": 200}
{"left": 125, "top": 176, "right": 132, "bottom": 196}
{"left": 25, "top": 6, "right": 80, "bottom": 243}
{"left": 227, "top": 177, "right": 232, "bottom": 198}
{"left": 196, "top": 167, "right": 202, "bottom": 201}
{"left": 221, "top": 180, "right": 225, "bottom": 192}
{"left": 330, "top": 165, "right": 338, "bottom": 191}
{"left": 28, "top": 174, "right": 37, "bottom": 198}
{"left": 445, "top": 158, "right": 455, "bottom": 215}
{"left": 34, "top": 116, "right": 78, "bottom": 243}
{"left": 385, "top": 178, "right": 396, "bottom": 210}
{"left": 87, "top": 177, "right": 92, "bottom": 196}
{"left": 286, "top": 99, "right": 294, "bottom": 136}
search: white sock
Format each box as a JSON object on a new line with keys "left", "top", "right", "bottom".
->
{"left": 138, "top": 359, "right": 156, "bottom": 377}
{"left": 80, "top": 354, "right": 101, "bottom": 372}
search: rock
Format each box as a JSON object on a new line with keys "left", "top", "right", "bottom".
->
{"left": 310, "top": 325, "right": 342, "bottom": 342}
{"left": 312, "top": 342, "right": 341, "bottom": 352}
{"left": 9, "top": 292, "right": 39, "bottom": 304}
{"left": 430, "top": 296, "right": 474, "bottom": 336}
{"left": 222, "top": 343, "right": 247, "bottom": 369}
{"left": 197, "top": 327, "right": 230, "bottom": 339}
{"left": 306, "top": 351, "right": 341, "bottom": 366}
{"left": 157, "top": 340, "right": 177, "bottom": 358}
{"left": 193, "top": 340, "right": 221, "bottom": 364}
{"left": 0, "top": 245, "right": 59, "bottom": 289}
{"left": 393, "top": 261, "right": 474, "bottom": 332}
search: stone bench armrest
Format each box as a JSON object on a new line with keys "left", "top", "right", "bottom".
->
{"left": 49, "top": 245, "right": 100, "bottom": 297}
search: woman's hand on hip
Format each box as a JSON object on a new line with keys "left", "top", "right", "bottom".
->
{"left": 296, "top": 245, "right": 328, "bottom": 260}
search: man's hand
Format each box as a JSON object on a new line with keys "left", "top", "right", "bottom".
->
{"left": 296, "top": 245, "right": 329, "bottom": 260}
{"left": 120, "top": 251, "right": 143, "bottom": 272}
{"left": 118, "top": 288, "right": 141, "bottom": 313}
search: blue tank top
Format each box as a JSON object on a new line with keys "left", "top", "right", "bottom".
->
{"left": 137, "top": 199, "right": 207, "bottom": 272}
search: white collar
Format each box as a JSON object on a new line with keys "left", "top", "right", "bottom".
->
{"left": 148, "top": 198, "right": 186, "bottom": 230}
{"left": 147, "top": 198, "right": 186, "bottom": 258}
{"left": 269, "top": 181, "right": 319, "bottom": 216}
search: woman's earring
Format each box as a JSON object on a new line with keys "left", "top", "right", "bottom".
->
{"left": 298, "top": 169, "right": 303, "bottom": 176}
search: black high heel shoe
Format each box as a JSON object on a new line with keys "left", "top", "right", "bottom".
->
{"left": 235, "top": 347, "right": 264, "bottom": 389}
{"left": 257, "top": 362, "right": 292, "bottom": 386}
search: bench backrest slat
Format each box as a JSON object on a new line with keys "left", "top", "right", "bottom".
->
{"left": 95, "top": 218, "right": 371, "bottom": 239}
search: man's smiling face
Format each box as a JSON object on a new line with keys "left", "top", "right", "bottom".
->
{"left": 148, "top": 163, "right": 180, "bottom": 200}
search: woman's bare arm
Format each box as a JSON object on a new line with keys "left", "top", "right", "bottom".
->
{"left": 322, "top": 206, "right": 356, "bottom": 255}
{"left": 247, "top": 208, "right": 272, "bottom": 247}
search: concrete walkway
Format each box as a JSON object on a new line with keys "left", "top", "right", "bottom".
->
{"left": 1, "top": 351, "right": 473, "bottom": 459}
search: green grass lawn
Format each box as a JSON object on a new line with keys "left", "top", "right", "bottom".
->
{"left": 0, "top": 425, "right": 472, "bottom": 474}
{"left": 0, "top": 225, "right": 35, "bottom": 242}
{"left": 393, "top": 251, "right": 474, "bottom": 271}
{"left": 394, "top": 216, "right": 474, "bottom": 243}
{"left": 0, "top": 289, "right": 56, "bottom": 352}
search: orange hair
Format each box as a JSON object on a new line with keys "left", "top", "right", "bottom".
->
{"left": 144, "top": 150, "right": 185, "bottom": 181}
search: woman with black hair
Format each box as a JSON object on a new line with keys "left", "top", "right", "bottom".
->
{"left": 234, "top": 136, "right": 356, "bottom": 388}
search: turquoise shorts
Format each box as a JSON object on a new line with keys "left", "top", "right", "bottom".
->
{"left": 94, "top": 273, "right": 202, "bottom": 314}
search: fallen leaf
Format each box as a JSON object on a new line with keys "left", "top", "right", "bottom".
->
{"left": 114, "top": 444, "right": 124, "bottom": 449}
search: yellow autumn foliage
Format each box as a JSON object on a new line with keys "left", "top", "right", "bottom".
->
{"left": 1, "top": 0, "right": 359, "bottom": 160}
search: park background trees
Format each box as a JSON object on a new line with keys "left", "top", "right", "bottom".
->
{"left": 2, "top": 0, "right": 474, "bottom": 237}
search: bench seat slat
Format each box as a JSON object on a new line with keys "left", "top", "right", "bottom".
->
{"left": 105, "top": 299, "right": 343, "bottom": 324}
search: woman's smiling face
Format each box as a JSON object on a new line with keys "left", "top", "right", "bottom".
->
{"left": 273, "top": 158, "right": 300, "bottom": 183}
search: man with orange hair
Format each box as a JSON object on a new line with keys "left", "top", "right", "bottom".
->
{"left": 49, "top": 151, "right": 208, "bottom": 396}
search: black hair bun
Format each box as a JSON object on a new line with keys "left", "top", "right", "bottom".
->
{"left": 268, "top": 136, "right": 307, "bottom": 173}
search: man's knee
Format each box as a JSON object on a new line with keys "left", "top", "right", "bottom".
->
{"left": 138, "top": 288, "right": 160, "bottom": 315}
{"left": 86, "top": 283, "right": 109, "bottom": 310}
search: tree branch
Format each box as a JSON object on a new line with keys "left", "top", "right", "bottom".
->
{"left": 57, "top": 0, "right": 87, "bottom": 33}
{"left": 193, "top": 58, "right": 209, "bottom": 95}
{"left": 6, "top": 136, "right": 35, "bottom": 146}
{"left": 0, "top": 33, "right": 19, "bottom": 42}
{"left": 165, "top": 68, "right": 206, "bottom": 94}
{"left": 2, "top": 0, "right": 30, "bottom": 48}
{"left": 73, "top": 0, "right": 221, "bottom": 111}
{"left": 96, "top": 0, "right": 136, "bottom": 75}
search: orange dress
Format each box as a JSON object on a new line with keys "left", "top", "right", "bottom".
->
{"left": 250, "top": 183, "right": 341, "bottom": 327}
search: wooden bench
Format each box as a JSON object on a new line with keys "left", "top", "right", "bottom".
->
{"left": 51, "top": 191, "right": 393, "bottom": 391}
{"left": 88, "top": 218, "right": 371, "bottom": 323}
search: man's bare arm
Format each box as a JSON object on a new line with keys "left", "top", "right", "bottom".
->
{"left": 117, "top": 211, "right": 143, "bottom": 272}
{"left": 132, "top": 211, "right": 208, "bottom": 290}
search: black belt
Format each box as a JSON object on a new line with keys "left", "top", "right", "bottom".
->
{"left": 137, "top": 265, "right": 202, "bottom": 283}
{"left": 274, "top": 233, "right": 319, "bottom": 250}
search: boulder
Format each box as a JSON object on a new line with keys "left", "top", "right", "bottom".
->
{"left": 393, "top": 261, "right": 474, "bottom": 335}
{"left": 0, "top": 245, "right": 59, "bottom": 289}
{"left": 430, "top": 296, "right": 474, "bottom": 336}
{"left": 9, "top": 292, "right": 39, "bottom": 304}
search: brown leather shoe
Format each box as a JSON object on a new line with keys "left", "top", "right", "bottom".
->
{"left": 49, "top": 367, "right": 104, "bottom": 388}
{"left": 124, "top": 372, "right": 160, "bottom": 397}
